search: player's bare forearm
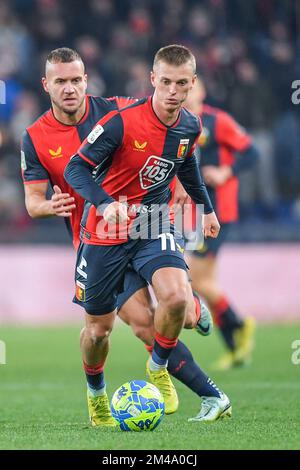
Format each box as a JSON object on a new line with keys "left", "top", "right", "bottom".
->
{"left": 25, "top": 181, "right": 52, "bottom": 218}
{"left": 25, "top": 195, "right": 54, "bottom": 218}
{"left": 202, "top": 165, "right": 233, "bottom": 187}
{"left": 24, "top": 183, "right": 76, "bottom": 218}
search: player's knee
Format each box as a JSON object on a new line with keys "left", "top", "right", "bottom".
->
{"left": 160, "top": 285, "right": 188, "bottom": 313}
{"left": 89, "top": 329, "right": 110, "bottom": 347}
{"left": 85, "top": 323, "right": 112, "bottom": 347}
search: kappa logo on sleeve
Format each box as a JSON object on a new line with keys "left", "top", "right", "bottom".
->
{"left": 87, "top": 124, "right": 104, "bottom": 144}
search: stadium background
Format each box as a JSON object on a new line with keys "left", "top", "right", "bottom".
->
{"left": 0, "top": 0, "right": 299, "bottom": 450}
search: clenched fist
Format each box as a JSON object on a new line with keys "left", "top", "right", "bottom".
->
{"left": 103, "top": 201, "right": 129, "bottom": 224}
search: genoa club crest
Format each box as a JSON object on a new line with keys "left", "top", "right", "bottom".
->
{"left": 177, "top": 139, "right": 189, "bottom": 158}
{"left": 75, "top": 280, "right": 86, "bottom": 302}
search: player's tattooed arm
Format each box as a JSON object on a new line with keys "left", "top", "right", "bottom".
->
{"left": 24, "top": 183, "right": 76, "bottom": 218}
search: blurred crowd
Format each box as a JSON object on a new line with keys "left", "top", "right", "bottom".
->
{"left": 1, "top": 0, "right": 300, "bottom": 242}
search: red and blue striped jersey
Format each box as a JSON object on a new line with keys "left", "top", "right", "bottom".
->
{"left": 198, "top": 105, "right": 252, "bottom": 223}
{"left": 68, "top": 96, "right": 212, "bottom": 245}
{"left": 21, "top": 95, "right": 135, "bottom": 248}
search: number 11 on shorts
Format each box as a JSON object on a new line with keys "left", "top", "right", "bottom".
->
{"left": 158, "top": 233, "right": 176, "bottom": 251}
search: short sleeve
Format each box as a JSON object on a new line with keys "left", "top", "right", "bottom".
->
{"left": 21, "top": 130, "right": 49, "bottom": 184}
{"left": 78, "top": 111, "right": 124, "bottom": 166}
{"left": 215, "top": 111, "right": 251, "bottom": 152}
{"left": 187, "top": 115, "right": 202, "bottom": 157}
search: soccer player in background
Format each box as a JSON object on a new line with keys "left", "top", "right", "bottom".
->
{"left": 22, "top": 48, "right": 231, "bottom": 426}
{"left": 183, "top": 78, "right": 258, "bottom": 370}
{"left": 65, "top": 44, "right": 233, "bottom": 425}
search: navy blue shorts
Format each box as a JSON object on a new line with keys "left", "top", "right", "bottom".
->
{"left": 191, "top": 223, "right": 233, "bottom": 258}
{"left": 74, "top": 233, "right": 187, "bottom": 315}
{"left": 116, "top": 265, "right": 147, "bottom": 311}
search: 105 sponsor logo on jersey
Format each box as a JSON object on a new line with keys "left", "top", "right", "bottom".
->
{"left": 139, "top": 156, "right": 174, "bottom": 190}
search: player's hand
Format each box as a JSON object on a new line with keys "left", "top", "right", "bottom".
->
{"left": 51, "top": 185, "right": 76, "bottom": 217}
{"left": 103, "top": 201, "right": 129, "bottom": 224}
{"left": 203, "top": 212, "right": 220, "bottom": 238}
{"left": 202, "top": 165, "right": 232, "bottom": 187}
{"left": 172, "top": 178, "right": 191, "bottom": 213}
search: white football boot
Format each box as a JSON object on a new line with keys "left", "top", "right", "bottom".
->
{"left": 188, "top": 393, "right": 232, "bottom": 422}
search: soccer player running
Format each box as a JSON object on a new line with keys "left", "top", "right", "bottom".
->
{"left": 22, "top": 47, "right": 231, "bottom": 426}
{"left": 183, "top": 78, "right": 258, "bottom": 370}
{"left": 64, "top": 44, "right": 231, "bottom": 425}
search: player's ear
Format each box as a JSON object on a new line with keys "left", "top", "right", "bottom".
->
{"left": 191, "top": 74, "right": 197, "bottom": 89}
{"left": 150, "top": 71, "right": 156, "bottom": 88}
{"left": 42, "top": 77, "right": 49, "bottom": 93}
{"left": 83, "top": 74, "right": 88, "bottom": 89}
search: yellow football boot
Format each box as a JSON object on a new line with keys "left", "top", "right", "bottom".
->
{"left": 146, "top": 359, "right": 179, "bottom": 414}
{"left": 211, "top": 351, "right": 236, "bottom": 371}
{"left": 212, "top": 317, "right": 256, "bottom": 370}
{"left": 87, "top": 390, "right": 117, "bottom": 427}
{"left": 233, "top": 316, "right": 256, "bottom": 365}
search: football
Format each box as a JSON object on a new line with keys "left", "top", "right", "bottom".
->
{"left": 111, "top": 380, "right": 165, "bottom": 431}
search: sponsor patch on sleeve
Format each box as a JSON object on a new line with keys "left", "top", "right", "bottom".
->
{"left": 87, "top": 124, "right": 104, "bottom": 144}
{"left": 21, "top": 150, "right": 27, "bottom": 170}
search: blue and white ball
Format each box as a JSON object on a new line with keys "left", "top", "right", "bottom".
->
{"left": 111, "top": 380, "right": 165, "bottom": 431}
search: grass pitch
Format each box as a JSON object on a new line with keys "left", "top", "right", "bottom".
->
{"left": 0, "top": 323, "right": 299, "bottom": 450}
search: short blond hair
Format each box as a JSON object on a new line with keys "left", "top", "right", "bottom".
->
{"left": 153, "top": 44, "right": 196, "bottom": 73}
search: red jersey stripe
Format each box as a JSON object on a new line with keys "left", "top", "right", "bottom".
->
{"left": 23, "top": 179, "right": 49, "bottom": 185}
{"left": 78, "top": 151, "right": 97, "bottom": 167}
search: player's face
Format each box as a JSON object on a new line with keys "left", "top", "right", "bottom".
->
{"left": 151, "top": 61, "right": 196, "bottom": 113}
{"left": 183, "top": 79, "right": 206, "bottom": 114}
{"left": 42, "top": 60, "right": 87, "bottom": 115}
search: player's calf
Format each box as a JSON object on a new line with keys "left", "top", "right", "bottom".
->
{"left": 118, "top": 298, "right": 155, "bottom": 347}
{"left": 184, "top": 290, "right": 213, "bottom": 336}
{"left": 81, "top": 312, "right": 115, "bottom": 361}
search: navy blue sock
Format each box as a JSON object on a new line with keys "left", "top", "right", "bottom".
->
{"left": 150, "top": 332, "right": 178, "bottom": 369}
{"left": 167, "top": 340, "right": 221, "bottom": 398}
{"left": 214, "top": 297, "right": 244, "bottom": 350}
